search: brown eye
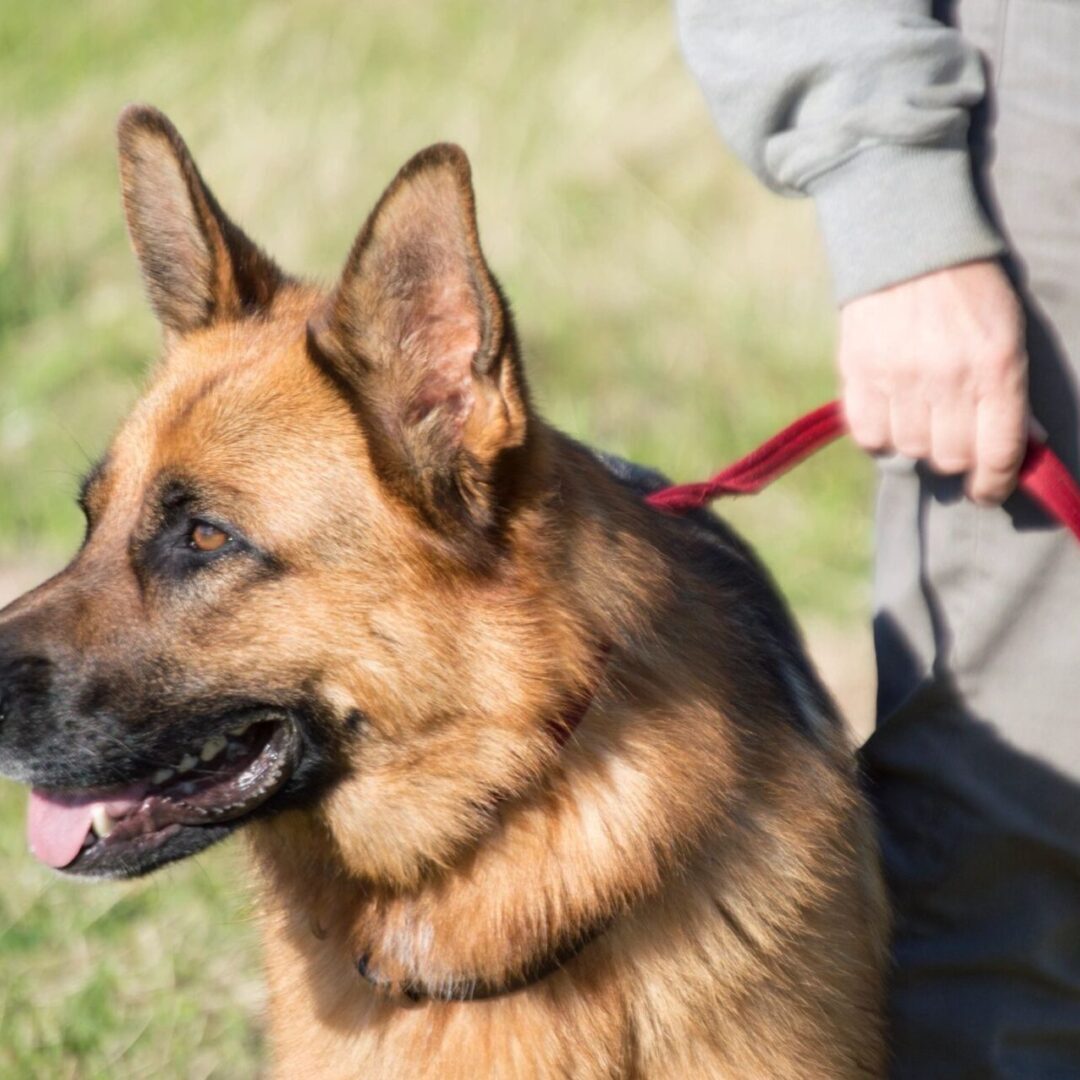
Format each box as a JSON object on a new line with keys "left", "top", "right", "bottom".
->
{"left": 189, "top": 521, "right": 230, "bottom": 552}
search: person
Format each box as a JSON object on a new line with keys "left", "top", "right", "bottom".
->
{"left": 675, "top": 1, "right": 1080, "bottom": 1075}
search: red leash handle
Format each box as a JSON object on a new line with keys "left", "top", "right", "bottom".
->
{"left": 645, "top": 400, "right": 1080, "bottom": 546}
{"left": 1019, "top": 439, "right": 1080, "bottom": 543}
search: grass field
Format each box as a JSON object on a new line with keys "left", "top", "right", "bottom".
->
{"left": 0, "top": 1, "right": 873, "bottom": 1074}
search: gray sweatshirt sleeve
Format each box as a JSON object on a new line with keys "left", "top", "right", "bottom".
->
{"left": 675, "top": 0, "right": 1006, "bottom": 303}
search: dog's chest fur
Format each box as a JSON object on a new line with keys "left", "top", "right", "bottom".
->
{"left": 246, "top": 453, "right": 887, "bottom": 1078}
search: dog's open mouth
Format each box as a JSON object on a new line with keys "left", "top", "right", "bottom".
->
{"left": 26, "top": 711, "right": 299, "bottom": 877}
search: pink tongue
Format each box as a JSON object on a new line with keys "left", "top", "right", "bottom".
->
{"left": 27, "top": 787, "right": 145, "bottom": 869}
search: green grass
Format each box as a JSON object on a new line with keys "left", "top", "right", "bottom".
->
{"left": 0, "top": 784, "right": 263, "bottom": 1078}
{"left": 0, "top": 1, "right": 873, "bottom": 1074}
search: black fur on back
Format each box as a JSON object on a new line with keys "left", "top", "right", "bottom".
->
{"left": 594, "top": 450, "right": 842, "bottom": 740}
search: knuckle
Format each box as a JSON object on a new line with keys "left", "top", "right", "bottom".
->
{"left": 896, "top": 435, "right": 930, "bottom": 460}
{"left": 930, "top": 453, "right": 970, "bottom": 476}
{"left": 892, "top": 414, "right": 931, "bottom": 459}
{"left": 969, "top": 479, "right": 1009, "bottom": 505}
{"left": 840, "top": 353, "right": 888, "bottom": 389}
{"left": 891, "top": 355, "right": 925, "bottom": 385}
{"left": 849, "top": 422, "right": 888, "bottom": 453}
{"left": 843, "top": 398, "right": 887, "bottom": 450}
{"left": 981, "top": 437, "right": 1026, "bottom": 470}
{"left": 979, "top": 342, "right": 1023, "bottom": 381}
{"left": 932, "top": 354, "right": 972, "bottom": 395}
{"left": 853, "top": 433, "right": 888, "bottom": 455}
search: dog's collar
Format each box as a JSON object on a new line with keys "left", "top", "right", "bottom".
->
{"left": 357, "top": 644, "right": 612, "bottom": 1004}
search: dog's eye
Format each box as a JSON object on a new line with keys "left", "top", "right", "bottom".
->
{"left": 189, "top": 521, "right": 231, "bottom": 553}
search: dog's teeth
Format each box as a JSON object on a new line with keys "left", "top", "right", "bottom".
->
{"left": 151, "top": 768, "right": 175, "bottom": 785}
{"left": 178, "top": 754, "right": 198, "bottom": 774}
{"left": 200, "top": 735, "right": 227, "bottom": 762}
{"left": 90, "top": 805, "right": 115, "bottom": 839}
{"left": 229, "top": 721, "right": 252, "bottom": 737}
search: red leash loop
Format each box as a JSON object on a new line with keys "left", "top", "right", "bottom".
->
{"left": 1018, "top": 439, "right": 1080, "bottom": 543}
{"left": 644, "top": 402, "right": 845, "bottom": 513}
{"left": 645, "top": 400, "right": 1080, "bottom": 546}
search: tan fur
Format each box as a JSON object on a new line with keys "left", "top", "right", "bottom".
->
{"left": 15, "top": 107, "right": 889, "bottom": 1077}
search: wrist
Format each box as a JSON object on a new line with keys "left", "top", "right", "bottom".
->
{"left": 809, "top": 143, "right": 1006, "bottom": 305}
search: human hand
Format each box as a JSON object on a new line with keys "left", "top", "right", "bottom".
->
{"left": 837, "top": 260, "right": 1028, "bottom": 504}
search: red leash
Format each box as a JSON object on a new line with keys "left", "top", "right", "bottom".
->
{"left": 646, "top": 400, "right": 1080, "bottom": 545}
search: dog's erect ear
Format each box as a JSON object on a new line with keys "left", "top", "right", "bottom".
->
{"left": 310, "top": 143, "right": 531, "bottom": 534}
{"left": 116, "top": 104, "right": 284, "bottom": 334}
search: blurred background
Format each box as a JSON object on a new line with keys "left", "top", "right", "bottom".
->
{"left": 0, "top": 1, "right": 873, "bottom": 1074}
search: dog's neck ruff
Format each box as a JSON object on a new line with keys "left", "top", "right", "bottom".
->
{"left": 357, "top": 917, "right": 611, "bottom": 1004}
{"left": 357, "top": 645, "right": 611, "bottom": 1004}
{"left": 546, "top": 640, "right": 612, "bottom": 748}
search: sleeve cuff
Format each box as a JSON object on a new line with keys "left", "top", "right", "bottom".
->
{"left": 807, "top": 143, "right": 1007, "bottom": 305}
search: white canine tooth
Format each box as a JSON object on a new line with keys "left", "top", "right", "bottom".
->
{"left": 151, "top": 768, "right": 175, "bottom": 785}
{"left": 90, "top": 805, "right": 115, "bottom": 839}
{"left": 200, "top": 735, "right": 227, "bottom": 762}
{"left": 178, "top": 754, "right": 198, "bottom": 774}
{"left": 229, "top": 721, "right": 252, "bottom": 737}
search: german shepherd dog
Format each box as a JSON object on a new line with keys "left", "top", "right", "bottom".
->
{"left": 0, "top": 106, "right": 887, "bottom": 1077}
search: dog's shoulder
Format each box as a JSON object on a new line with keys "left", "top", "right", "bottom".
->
{"left": 591, "top": 448, "right": 842, "bottom": 741}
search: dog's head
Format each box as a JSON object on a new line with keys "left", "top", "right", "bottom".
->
{"left": 0, "top": 106, "right": 602, "bottom": 882}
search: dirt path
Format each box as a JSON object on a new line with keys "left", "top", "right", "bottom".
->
{"left": 0, "top": 562, "right": 877, "bottom": 743}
